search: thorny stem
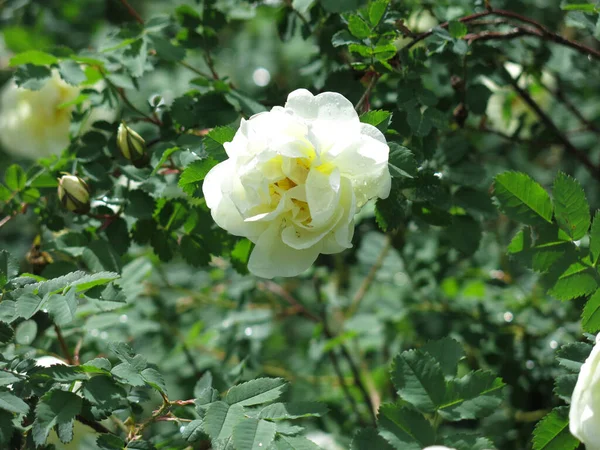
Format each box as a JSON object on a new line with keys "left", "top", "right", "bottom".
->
{"left": 355, "top": 73, "right": 379, "bottom": 113}
{"left": 120, "top": 0, "right": 144, "bottom": 25}
{"left": 54, "top": 324, "right": 74, "bottom": 365}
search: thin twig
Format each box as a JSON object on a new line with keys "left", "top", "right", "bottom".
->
{"left": 355, "top": 73, "right": 379, "bottom": 113}
{"left": 502, "top": 67, "right": 600, "bottom": 180}
{"left": 260, "top": 281, "right": 321, "bottom": 322}
{"left": 119, "top": 0, "right": 144, "bottom": 25}
{"left": 76, "top": 415, "right": 113, "bottom": 434}
{"left": 315, "top": 279, "right": 378, "bottom": 427}
{"left": 54, "top": 324, "right": 74, "bottom": 365}
{"left": 347, "top": 235, "right": 391, "bottom": 317}
{"left": 204, "top": 51, "right": 219, "bottom": 80}
{"left": 177, "top": 60, "right": 213, "bottom": 80}
{"left": 406, "top": 8, "right": 600, "bottom": 61}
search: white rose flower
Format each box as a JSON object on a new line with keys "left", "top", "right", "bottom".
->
{"left": 570, "top": 334, "right": 600, "bottom": 449}
{"left": 202, "top": 89, "right": 391, "bottom": 278}
{"left": 0, "top": 70, "right": 113, "bottom": 160}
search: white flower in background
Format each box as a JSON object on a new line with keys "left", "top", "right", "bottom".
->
{"left": 306, "top": 431, "right": 345, "bottom": 450}
{"left": 203, "top": 89, "right": 391, "bottom": 278}
{"left": 0, "top": 69, "right": 112, "bottom": 160}
{"left": 33, "top": 356, "right": 100, "bottom": 450}
{"left": 480, "top": 62, "right": 554, "bottom": 136}
{"left": 570, "top": 334, "right": 600, "bottom": 449}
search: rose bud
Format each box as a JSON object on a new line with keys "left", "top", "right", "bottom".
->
{"left": 117, "top": 122, "right": 148, "bottom": 168}
{"left": 57, "top": 174, "right": 91, "bottom": 214}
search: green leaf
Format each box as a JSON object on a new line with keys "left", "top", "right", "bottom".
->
{"left": 590, "top": 211, "right": 600, "bottom": 265}
{"left": 97, "top": 434, "right": 126, "bottom": 450}
{"left": 561, "top": 3, "right": 597, "bottom": 12}
{"left": 47, "top": 291, "right": 78, "bottom": 326}
{"left": 58, "top": 60, "right": 86, "bottom": 85}
{"left": 494, "top": 172, "right": 553, "bottom": 225}
{"left": 181, "top": 419, "right": 205, "bottom": 442}
{"left": 390, "top": 350, "right": 446, "bottom": 412}
{"left": 0, "top": 323, "right": 14, "bottom": 343}
{"left": 548, "top": 267, "right": 598, "bottom": 301}
{"left": 204, "top": 126, "right": 235, "bottom": 161}
{"left": 226, "top": 378, "right": 288, "bottom": 406}
{"left": 553, "top": 172, "right": 590, "bottom": 240}
{"left": 0, "top": 410, "right": 14, "bottom": 444}
{"left": 388, "top": 143, "right": 417, "bottom": 179}
{"left": 445, "top": 215, "right": 482, "bottom": 255}
{"left": 32, "top": 390, "right": 82, "bottom": 447}
{"left": 232, "top": 418, "right": 277, "bottom": 450}
{"left": 9, "top": 50, "right": 58, "bottom": 66}
{"left": 171, "top": 92, "right": 238, "bottom": 129}
{"left": 321, "top": 0, "right": 368, "bottom": 13}
{"left": 351, "top": 428, "right": 394, "bottom": 450}
{"left": 557, "top": 342, "right": 592, "bottom": 372}
{"left": 141, "top": 367, "right": 168, "bottom": 394}
{"left": 347, "top": 15, "right": 372, "bottom": 39}
{"left": 422, "top": 337, "right": 465, "bottom": 378}
{"left": 0, "top": 250, "right": 19, "bottom": 289}
{"left": 272, "top": 435, "right": 322, "bottom": 450}
{"left": 179, "top": 158, "right": 219, "bottom": 196}
{"left": 583, "top": 288, "right": 600, "bottom": 332}
{"left": 15, "top": 319, "right": 37, "bottom": 345}
{"left": 203, "top": 401, "right": 245, "bottom": 441}
{"left": 360, "top": 110, "right": 392, "bottom": 132}
{"left": 368, "top": 0, "right": 389, "bottom": 26}
{"left": 83, "top": 376, "right": 127, "bottom": 412}
{"left": 448, "top": 21, "right": 468, "bottom": 38}
{"left": 554, "top": 374, "right": 577, "bottom": 402}
{"left": 258, "top": 402, "right": 328, "bottom": 420}
{"left": 532, "top": 407, "right": 579, "bottom": 450}
{"left": 5, "top": 164, "right": 26, "bottom": 191}
{"left": 378, "top": 403, "right": 435, "bottom": 450}
{"left": 14, "top": 64, "right": 52, "bottom": 90}
{"left": 0, "top": 390, "right": 30, "bottom": 414}
{"left": 438, "top": 370, "right": 505, "bottom": 421}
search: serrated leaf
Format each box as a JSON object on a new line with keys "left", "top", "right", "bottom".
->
{"left": 448, "top": 21, "right": 468, "bottom": 38}
{"left": 141, "top": 367, "right": 167, "bottom": 394}
{"left": 390, "top": 350, "right": 446, "bottom": 412}
{"left": 582, "top": 289, "right": 600, "bottom": 332}
{"left": 553, "top": 172, "right": 590, "bottom": 240}
{"left": 97, "top": 434, "right": 126, "bottom": 450}
{"left": 32, "top": 390, "right": 82, "bottom": 446}
{"left": 0, "top": 390, "right": 29, "bottom": 414}
{"left": 83, "top": 376, "right": 127, "bottom": 412}
{"left": 351, "top": 428, "right": 394, "bottom": 450}
{"left": 226, "top": 378, "right": 288, "bottom": 406}
{"left": 181, "top": 419, "right": 205, "bottom": 442}
{"left": 179, "top": 158, "right": 219, "bottom": 196}
{"left": 0, "top": 322, "right": 14, "bottom": 343}
{"left": 47, "top": 291, "right": 78, "bottom": 326}
{"left": 590, "top": 211, "right": 600, "bottom": 265}
{"left": 368, "top": 0, "right": 389, "bottom": 26}
{"left": 0, "top": 410, "right": 14, "bottom": 444}
{"left": 10, "top": 50, "right": 58, "bottom": 66}
{"left": 258, "top": 402, "right": 328, "bottom": 420}
{"left": 0, "top": 250, "right": 19, "bottom": 288}
{"left": 422, "top": 337, "right": 465, "bottom": 378}
{"left": 554, "top": 374, "right": 577, "bottom": 402}
{"left": 204, "top": 401, "right": 245, "bottom": 441}
{"left": 494, "top": 172, "right": 553, "bottom": 225}
{"left": 378, "top": 403, "right": 435, "bottom": 450}
{"left": 438, "top": 370, "right": 505, "bottom": 421}
{"left": 272, "top": 435, "right": 322, "bottom": 450}
{"left": 532, "top": 407, "right": 579, "bottom": 450}
{"left": 388, "top": 143, "right": 417, "bottom": 179}
{"left": 15, "top": 293, "right": 45, "bottom": 319}
{"left": 556, "top": 342, "right": 592, "bottom": 372}
{"left": 5, "top": 164, "right": 26, "bottom": 191}
{"left": 348, "top": 15, "right": 372, "bottom": 39}
{"left": 232, "top": 418, "right": 276, "bottom": 450}
{"left": 548, "top": 270, "right": 598, "bottom": 300}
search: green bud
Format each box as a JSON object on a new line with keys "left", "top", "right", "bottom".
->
{"left": 57, "top": 174, "right": 91, "bottom": 214}
{"left": 117, "top": 122, "right": 148, "bottom": 168}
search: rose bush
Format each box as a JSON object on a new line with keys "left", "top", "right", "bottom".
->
{"left": 203, "top": 88, "right": 391, "bottom": 278}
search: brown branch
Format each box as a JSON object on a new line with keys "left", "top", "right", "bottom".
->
{"left": 260, "top": 281, "right": 321, "bottom": 323}
{"left": 406, "top": 8, "right": 600, "bottom": 61}
{"left": 347, "top": 235, "right": 391, "bottom": 317}
{"left": 355, "top": 72, "right": 380, "bottom": 113}
{"left": 119, "top": 0, "right": 144, "bottom": 25}
{"left": 503, "top": 67, "right": 600, "bottom": 180}
{"left": 54, "top": 324, "right": 74, "bottom": 365}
